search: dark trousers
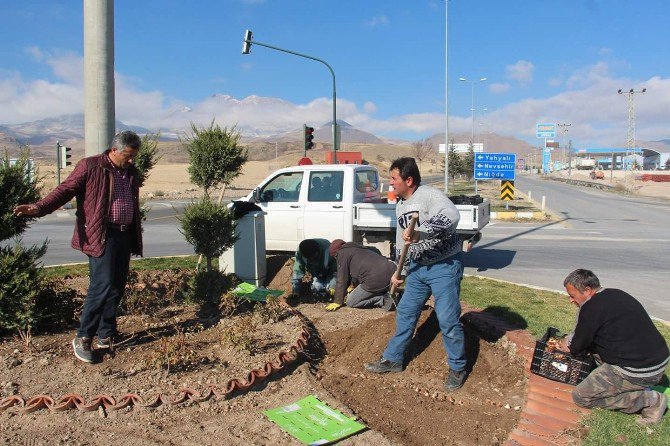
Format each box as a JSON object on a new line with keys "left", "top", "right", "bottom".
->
{"left": 77, "top": 228, "right": 131, "bottom": 339}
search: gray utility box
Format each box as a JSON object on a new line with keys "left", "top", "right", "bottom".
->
{"left": 219, "top": 211, "right": 266, "bottom": 287}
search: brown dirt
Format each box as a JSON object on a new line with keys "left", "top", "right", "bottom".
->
{"left": 1, "top": 256, "right": 525, "bottom": 445}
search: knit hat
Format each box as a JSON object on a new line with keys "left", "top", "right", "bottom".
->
{"left": 329, "top": 239, "right": 346, "bottom": 257}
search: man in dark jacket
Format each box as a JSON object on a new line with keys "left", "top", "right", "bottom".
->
{"left": 561, "top": 269, "right": 669, "bottom": 425}
{"left": 326, "top": 239, "right": 396, "bottom": 311}
{"left": 14, "top": 131, "right": 143, "bottom": 363}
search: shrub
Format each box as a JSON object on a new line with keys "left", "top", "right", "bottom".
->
{"left": 0, "top": 152, "right": 41, "bottom": 241}
{"left": 182, "top": 121, "right": 247, "bottom": 196}
{"left": 185, "top": 269, "right": 233, "bottom": 305}
{"left": 179, "top": 197, "right": 238, "bottom": 273}
{"left": 221, "top": 315, "right": 257, "bottom": 354}
{"left": 33, "top": 278, "right": 78, "bottom": 331}
{"left": 0, "top": 241, "right": 47, "bottom": 334}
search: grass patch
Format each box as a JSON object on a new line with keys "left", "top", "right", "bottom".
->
{"left": 461, "top": 276, "right": 577, "bottom": 336}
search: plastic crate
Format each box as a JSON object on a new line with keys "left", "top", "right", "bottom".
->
{"left": 530, "top": 327, "right": 594, "bottom": 386}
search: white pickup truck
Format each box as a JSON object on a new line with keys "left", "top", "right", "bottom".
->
{"left": 239, "top": 164, "right": 489, "bottom": 256}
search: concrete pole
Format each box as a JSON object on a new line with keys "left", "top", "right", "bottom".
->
{"left": 84, "top": 0, "right": 115, "bottom": 156}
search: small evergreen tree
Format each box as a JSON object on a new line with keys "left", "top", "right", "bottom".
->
{"left": 135, "top": 131, "right": 163, "bottom": 188}
{"left": 0, "top": 150, "right": 47, "bottom": 334}
{"left": 463, "top": 143, "right": 475, "bottom": 180}
{"left": 182, "top": 121, "right": 248, "bottom": 198}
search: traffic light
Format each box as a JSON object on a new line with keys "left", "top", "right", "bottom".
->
{"left": 59, "top": 145, "right": 72, "bottom": 169}
{"left": 303, "top": 125, "right": 315, "bottom": 151}
{"left": 242, "top": 29, "right": 253, "bottom": 54}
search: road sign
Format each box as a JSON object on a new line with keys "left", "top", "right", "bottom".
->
{"left": 500, "top": 180, "right": 515, "bottom": 201}
{"left": 536, "top": 123, "right": 556, "bottom": 139}
{"left": 474, "top": 152, "right": 516, "bottom": 180}
{"left": 517, "top": 158, "right": 526, "bottom": 170}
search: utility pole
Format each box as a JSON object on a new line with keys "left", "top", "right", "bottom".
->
{"left": 444, "top": 0, "right": 449, "bottom": 193}
{"left": 84, "top": 0, "right": 115, "bottom": 156}
{"left": 557, "top": 123, "right": 571, "bottom": 173}
{"left": 618, "top": 88, "right": 646, "bottom": 189}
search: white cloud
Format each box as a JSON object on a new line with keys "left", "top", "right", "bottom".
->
{"left": 363, "top": 101, "right": 377, "bottom": 113}
{"left": 489, "top": 83, "right": 511, "bottom": 94}
{"left": 506, "top": 60, "right": 534, "bottom": 85}
{"left": 364, "top": 15, "right": 389, "bottom": 28}
{"left": 1, "top": 50, "right": 669, "bottom": 147}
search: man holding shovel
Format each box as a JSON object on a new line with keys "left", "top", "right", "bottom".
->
{"left": 364, "top": 157, "right": 468, "bottom": 392}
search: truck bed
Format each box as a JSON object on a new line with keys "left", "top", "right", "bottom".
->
{"left": 353, "top": 200, "right": 490, "bottom": 234}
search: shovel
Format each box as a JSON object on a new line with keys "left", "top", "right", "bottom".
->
{"left": 389, "top": 214, "right": 418, "bottom": 301}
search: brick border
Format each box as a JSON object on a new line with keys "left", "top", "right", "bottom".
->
{"left": 463, "top": 310, "right": 589, "bottom": 446}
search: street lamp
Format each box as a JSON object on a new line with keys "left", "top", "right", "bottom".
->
{"left": 242, "top": 29, "right": 339, "bottom": 161}
{"left": 459, "top": 77, "right": 487, "bottom": 144}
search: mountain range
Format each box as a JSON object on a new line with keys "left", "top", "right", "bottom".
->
{"left": 3, "top": 114, "right": 668, "bottom": 162}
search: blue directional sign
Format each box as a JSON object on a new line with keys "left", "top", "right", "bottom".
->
{"left": 474, "top": 152, "right": 516, "bottom": 180}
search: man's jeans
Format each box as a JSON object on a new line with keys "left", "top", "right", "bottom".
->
{"left": 382, "top": 254, "right": 466, "bottom": 372}
{"left": 346, "top": 284, "right": 386, "bottom": 308}
{"left": 77, "top": 228, "right": 131, "bottom": 339}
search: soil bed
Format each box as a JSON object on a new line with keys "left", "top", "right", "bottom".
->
{"left": 1, "top": 256, "right": 526, "bottom": 445}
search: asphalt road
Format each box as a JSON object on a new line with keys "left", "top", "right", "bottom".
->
{"left": 8, "top": 175, "right": 670, "bottom": 320}
{"left": 464, "top": 174, "right": 670, "bottom": 320}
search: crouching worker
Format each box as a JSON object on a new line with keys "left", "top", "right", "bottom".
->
{"left": 290, "top": 238, "right": 336, "bottom": 299}
{"left": 325, "top": 239, "right": 397, "bottom": 312}
{"left": 561, "top": 269, "right": 669, "bottom": 425}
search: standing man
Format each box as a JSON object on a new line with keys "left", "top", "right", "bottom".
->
{"left": 561, "top": 269, "right": 669, "bottom": 425}
{"left": 14, "top": 131, "right": 143, "bottom": 363}
{"left": 326, "top": 239, "right": 396, "bottom": 311}
{"left": 290, "top": 238, "right": 337, "bottom": 299}
{"left": 364, "top": 157, "right": 467, "bottom": 392}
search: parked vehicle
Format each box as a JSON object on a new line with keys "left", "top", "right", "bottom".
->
{"left": 238, "top": 164, "right": 490, "bottom": 257}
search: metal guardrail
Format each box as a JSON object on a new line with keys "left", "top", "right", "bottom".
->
{"left": 545, "top": 176, "right": 616, "bottom": 191}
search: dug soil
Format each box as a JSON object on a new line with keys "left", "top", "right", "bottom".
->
{"left": 1, "top": 256, "right": 525, "bottom": 445}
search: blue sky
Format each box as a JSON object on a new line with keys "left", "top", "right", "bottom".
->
{"left": 1, "top": 0, "right": 669, "bottom": 146}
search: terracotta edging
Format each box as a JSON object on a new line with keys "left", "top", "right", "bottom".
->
{"left": 462, "top": 310, "right": 589, "bottom": 446}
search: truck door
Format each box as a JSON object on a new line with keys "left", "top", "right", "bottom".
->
{"left": 303, "top": 171, "right": 347, "bottom": 241}
{"left": 256, "top": 171, "right": 304, "bottom": 251}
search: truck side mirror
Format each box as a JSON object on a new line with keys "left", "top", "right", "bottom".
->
{"left": 252, "top": 187, "right": 261, "bottom": 203}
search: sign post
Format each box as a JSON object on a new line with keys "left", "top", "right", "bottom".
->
{"left": 537, "top": 123, "right": 556, "bottom": 174}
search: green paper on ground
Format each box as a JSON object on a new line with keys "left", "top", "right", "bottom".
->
{"left": 232, "top": 282, "right": 283, "bottom": 302}
{"left": 652, "top": 385, "right": 670, "bottom": 396}
{"left": 264, "top": 395, "right": 366, "bottom": 445}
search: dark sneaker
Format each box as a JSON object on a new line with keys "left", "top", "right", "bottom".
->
{"left": 444, "top": 369, "right": 467, "bottom": 392}
{"left": 96, "top": 333, "right": 136, "bottom": 349}
{"left": 637, "top": 392, "right": 667, "bottom": 426}
{"left": 381, "top": 293, "right": 395, "bottom": 311}
{"left": 364, "top": 357, "right": 402, "bottom": 374}
{"left": 72, "top": 337, "right": 93, "bottom": 363}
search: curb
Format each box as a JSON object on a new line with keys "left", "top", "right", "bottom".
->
{"left": 491, "top": 211, "right": 547, "bottom": 220}
{"left": 463, "top": 310, "right": 589, "bottom": 446}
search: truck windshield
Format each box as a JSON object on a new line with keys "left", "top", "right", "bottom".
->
{"left": 354, "top": 170, "right": 381, "bottom": 203}
{"left": 308, "top": 171, "right": 344, "bottom": 202}
{"left": 259, "top": 172, "right": 303, "bottom": 202}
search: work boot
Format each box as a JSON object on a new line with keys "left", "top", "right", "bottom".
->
{"left": 636, "top": 391, "right": 668, "bottom": 426}
{"left": 364, "top": 357, "right": 402, "bottom": 374}
{"left": 381, "top": 293, "right": 395, "bottom": 311}
{"left": 444, "top": 369, "right": 467, "bottom": 392}
{"left": 72, "top": 337, "right": 93, "bottom": 363}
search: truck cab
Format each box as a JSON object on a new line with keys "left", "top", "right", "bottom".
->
{"left": 248, "top": 164, "right": 382, "bottom": 251}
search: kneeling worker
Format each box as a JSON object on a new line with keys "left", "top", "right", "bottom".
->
{"left": 561, "top": 269, "right": 669, "bottom": 425}
{"left": 325, "top": 239, "right": 396, "bottom": 312}
{"left": 291, "top": 238, "right": 336, "bottom": 298}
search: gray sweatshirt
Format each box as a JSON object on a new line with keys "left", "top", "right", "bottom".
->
{"left": 396, "top": 185, "right": 461, "bottom": 267}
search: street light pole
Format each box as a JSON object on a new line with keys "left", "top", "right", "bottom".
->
{"left": 444, "top": 0, "right": 449, "bottom": 194}
{"left": 242, "top": 30, "right": 339, "bottom": 161}
{"left": 459, "top": 77, "right": 487, "bottom": 144}
{"left": 557, "top": 123, "right": 571, "bottom": 173}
